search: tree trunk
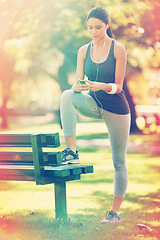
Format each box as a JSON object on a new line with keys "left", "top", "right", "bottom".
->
{"left": 57, "top": 63, "right": 71, "bottom": 92}
{"left": 123, "top": 79, "right": 142, "bottom": 134}
{"left": 0, "top": 50, "right": 15, "bottom": 130}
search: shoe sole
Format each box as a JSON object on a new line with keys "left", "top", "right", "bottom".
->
{"left": 62, "top": 160, "right": 80, "bottom": 165}
{"left": 101, "top": 219, "right": 121, "bottom": 224}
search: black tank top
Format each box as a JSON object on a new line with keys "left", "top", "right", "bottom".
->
{"left": 84, "top": 40, "right": 130, "bottom": 115}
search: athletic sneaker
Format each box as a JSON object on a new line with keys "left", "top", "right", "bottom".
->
{"left": 61, "top": 147, "right": 79, "bottom": 164}
{"left": 101, "top": 210, "right": 121, "bottom": 224}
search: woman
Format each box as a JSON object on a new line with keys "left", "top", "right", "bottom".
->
{"left": 60, "top": 7, "right": 130, "bottom": 224}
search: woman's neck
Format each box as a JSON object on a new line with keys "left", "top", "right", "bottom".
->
{"left": 92, "top": 35, "right": 111, "bottom": 47}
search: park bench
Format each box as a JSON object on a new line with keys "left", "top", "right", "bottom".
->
{"left": 0, "top": 133, "right": 93, "bottom": 219}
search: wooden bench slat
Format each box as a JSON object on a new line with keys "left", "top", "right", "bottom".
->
{"left": 0, "top": 168, "right": 35, "bottom": 177}
{"left": 0, "top": 165, "right": 93, "bottom": 179}
{"left": 0, "top": 164, "right": 82, "bottom": 183}
{"left": 57, "top": 165, "right": 83, "bottom": 175}
{"left": 0, "top": 133, "right": 60, "bottom": 147}
{"left": 45, "top": 165, "right": 82, "bottom": 177}
{"left": 0, "top": 165, "right": 70, "bottom": 178}
{"left": 0, "top": 165, "right": 74, "bottom": 178}
{"left": 0, "top": 151, "right": 62, "bottom": 166}
{"left": 0, "top": 174, "right": 34, "bottom": 181}
{"left": 81, "top": 165, "right": 94, "bottom": 174}
{"left": 0, "top": 174, "right": 81, "bottom": 183}
{"left": 61, "top": 165, "right": 94, "bottom": 174}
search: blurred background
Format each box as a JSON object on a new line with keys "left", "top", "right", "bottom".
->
{"left": 0, "top": 0, "right": 160, "bottom": 134}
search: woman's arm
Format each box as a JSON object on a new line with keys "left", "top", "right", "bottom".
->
{"left": 75, "top": 45, "right": 86, "bottom": 82}
{"left": 72, "top": 45, "right": 90, "bottom": 92}
{"left": 114, "top": 41, "right": 127, "bottom": 93}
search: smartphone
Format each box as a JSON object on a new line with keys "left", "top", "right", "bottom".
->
{"left": 80, "top": 80, "right": 86, "bottom": 84}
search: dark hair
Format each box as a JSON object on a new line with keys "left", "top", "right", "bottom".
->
{"left": 86, "top": 7, "right": 113, "bottom": 38}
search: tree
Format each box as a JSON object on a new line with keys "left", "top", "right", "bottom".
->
{"left": 0, "top": 0, "right": 27, "bottom": 128}
{"left": 0, "top": 0, "right": 159, "bottom": 132}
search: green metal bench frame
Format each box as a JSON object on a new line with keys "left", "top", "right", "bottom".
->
{"left": 0, "top": 133, "right": 93, "bottom": 219}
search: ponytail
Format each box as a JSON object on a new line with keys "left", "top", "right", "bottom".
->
{"left": 107, "top": 26, "right": 113, "bottom": 38}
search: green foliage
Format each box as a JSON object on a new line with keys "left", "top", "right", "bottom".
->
{"left": 0, "top": 0, "right": 159, "bottom": 109}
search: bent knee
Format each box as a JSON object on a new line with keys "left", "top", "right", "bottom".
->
{"left": 61, "top": 89, "right": 73, "bottom": 102}
{"left": 113, "top": 159, "right": 127, "bottom": 172}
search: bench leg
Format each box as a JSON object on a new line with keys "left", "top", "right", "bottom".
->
{"left": 54, "top": 182, "right": 67, "bottom": 219}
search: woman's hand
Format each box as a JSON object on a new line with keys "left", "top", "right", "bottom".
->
{"left": 85, "top": 79, "right": 104, "bottom": 92}
{"left": 72, "top": 80, "right": 90, "bottom": 92}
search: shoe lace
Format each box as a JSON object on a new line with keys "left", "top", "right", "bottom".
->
{"left": 61, "top": 148, "right": 78, "bottom": 161}
{"left": 105, "top": 211, "right": 118, "bottom": 220}
{"left": 61, "top": 148, "right": 68, "bottom": 154}
{"left": 61, "top": 148, "right": 70, "bottom": 160}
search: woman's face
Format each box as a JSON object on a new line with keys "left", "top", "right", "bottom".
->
{"left": 87, "top": 18, "right": 108, "bottom": 41}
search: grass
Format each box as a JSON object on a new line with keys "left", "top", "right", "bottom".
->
{"left": 0, "top": 122, "right": 160, "bottom": 240}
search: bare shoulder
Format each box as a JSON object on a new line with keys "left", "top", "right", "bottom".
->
{"left": 114, "top": 40, "right": 126, "bottom": 51}
{"left": 78, "top": 43, "right": 90, "bottom": 59}
{"left": 114, "top": 40, "right": 127, "bottom": 58}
